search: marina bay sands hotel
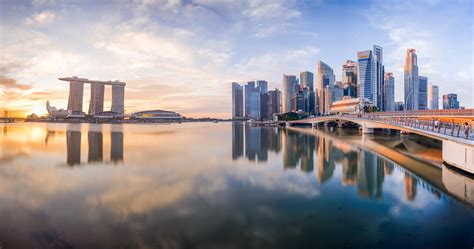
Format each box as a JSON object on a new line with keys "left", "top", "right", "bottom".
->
{"left": 59, "top": 76, "right": 126, "bottom": 116}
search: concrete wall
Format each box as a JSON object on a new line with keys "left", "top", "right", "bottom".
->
{"left": 442, "top": 140, "right": 474, "bottom": 174}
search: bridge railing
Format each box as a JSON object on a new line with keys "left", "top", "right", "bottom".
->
{"left": 350, "top": 115, "right": 473, "bottom": 140}
{"left": 356, "top": 109, "right": 474, "bottom": 117}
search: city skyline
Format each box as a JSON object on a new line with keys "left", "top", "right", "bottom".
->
{"left": 1, "top": 0, "right": 473, "bottom": 118}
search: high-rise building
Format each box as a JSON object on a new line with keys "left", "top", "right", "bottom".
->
{"left": 324, "top": 85, "right": 344, "bottom": 114}
{"left": 404, "top": 49, "right": 419, "bottom": 110}
{"left": 357, "top": 50, "right": 375, "bottom": 105}
{"left": 395, "top": 101, "right": 404, "bottom": 111}
{"left": 260, "top": 92, "right": 269, "bottom": 119}
{"left": 342, "top": 60, "right": 357, "bottom": 98}
{"left": 268, "top": 89, "right": 281, "bottom": 116}
{"left": 428, "top": 83, "right": 439, "bottom": 110}
{"left": 244, "top": 81, "right": 256, "bottom": 117}
{"left": 373, "top": 45, "right": 384, "bottom": 110}
{"left": 257, "top": 80, "right": 268, "bottom": 93}
{"left": 248, "top": 88, "right": 261, "bottom": 119}
{"left": 231, "top": 82, "right": 244, "bottom": 118}
{"left": 418, "top": 76, "right": 428, "bottom": 110}
{"left": 282, "top": 74, "right": 298, "bottom": 113}
{"left": 89, "top": 83, "right": 104, "bottom": 115}
{"left": 300, "top": 71, "right": 314, "bottom": 91}
{"left": 67, "top": 81, "right": 84, "bottom": 112}
{"left": 443, "top": 93, "right": 459, "bottom": 109}
{"left": 383, "top": 72, "right": 395, "bottom": 112}
{"left": 292, "top": 92, "right": 306, "bottom": 112}
{"left": 111, "top": 85, "right": 125, "bottom": 114}
{"left": 317, "top": 61, "right": 335, "bottom": 114}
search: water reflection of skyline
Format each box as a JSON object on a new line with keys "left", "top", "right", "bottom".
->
{"left": 66, "top": 130, "right": 124, "bottom": 166}
{"left": 232, "top": 123, "right": 438, "bottom": 202}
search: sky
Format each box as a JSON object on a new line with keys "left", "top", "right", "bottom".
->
{"left": 0, "top": 0, "right": 473, "bottom": 118}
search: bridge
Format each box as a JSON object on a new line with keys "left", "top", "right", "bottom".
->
{"left": 282, "top": 109, "right": 474, "bottom": 174}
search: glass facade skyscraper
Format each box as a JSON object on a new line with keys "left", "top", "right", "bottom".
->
{"left": 428, "top": 83, "right": 439, "bottom": 110}
{"left": 231, "top": 82, "right": 244, "bottom": 118}
{"left": 342, "top": 60, "right": 357, "bottom": 98}
{"left": 404, "top": 49, "right": 419, "bottom": 110}
{"left": 373, "top": 45, "right": 384, "bottom": 110}
{"left": 300, "top": 71, "right": 314, "bottom": 91}
{"left": 383, "top": 72, "right": 395, "bottom": 111}
{"left": 357, "top": 50, "right": 375, "bottom": 104}
{"left": 244, "top": 81, "right": 256, "bottom": 117}
{"left": 418, "top": 76, "right": 428, "bottom": 110}
{"left": 317, "top": 61, "right": 335, "bottom": 114}
{"left": 257, "top": 80, "right": 268, "bottom": 93}
{"left": 282, "top": 74, "right": 298, "bottom": 113}
{"left": 443, "top": 93, "right": 459, "bottom": 109}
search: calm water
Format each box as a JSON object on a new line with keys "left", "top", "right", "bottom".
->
{"left": 0, "top": 122, "right": 473, "bottom": 249}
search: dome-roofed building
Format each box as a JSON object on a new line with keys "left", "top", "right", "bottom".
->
{"left": 130, "top": 110, "right": 182, "bottom": 122}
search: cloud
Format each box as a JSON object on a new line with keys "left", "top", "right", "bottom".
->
{"left": 25, "top": 11, "right": 56, "bottom": 26}
{"left": 0, "top": 76, "right": 32, "bottom": 91}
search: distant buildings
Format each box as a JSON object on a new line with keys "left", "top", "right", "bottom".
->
{"left": 357, "top": 50, "right": 375, "bottom": 105}
{"left": 130, "top": 110, "right": 182, "bottom": 122}
{"left": 418, "top": 76, "right": 428, "bottom": 110}
{"left": 342, "top": 60, "right": 357, "bottom": 98}
{"left": 317, "top": 61, "right": 335, "bottom": 114}
{"left": 428, "top": 83, "right": 439, "bottom": 110}
{"left": 384, "top": 72, "right": 395, "bottom": 112}
{"left": 373, "top": 45, "right": 384, "bottom": 110}
{"left": 404, "top": 49, "right": 419, "bottom": 110}
{"left": 324, "top": 85, "right": 344, "bottom": 113}
{"left": 282, "top": 74, "right": 298, "bottom": 113}
{"left": 231, "top": 82, "right": 244, "bottom": 118}
{"left": 395, "top": 101, "right": 404, "bottom": 111}
{"left": 300, "top": 71, "right": 314, "bottom": 91}
{"left": 330, "top": 97, "right": 372, "bottom": 114}
{"left": 443, "top": 93, "right": 459, "bottom": 109}
{"left": 233, "top": 81, "right": 281, "bottom": 120}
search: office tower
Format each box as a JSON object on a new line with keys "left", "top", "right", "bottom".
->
{"left": 292, "top": 92, "right": 306, "bottom": 112}
{"left": 88, "top": 83, "right": 105, "bottom": 115}
{"left": 308, "top": 91, "right": 316, "bottom": 113}
{"left": 111, "top": 85, "right": 125, "bottom": 114}
{"left": 418, "top": 76, "right": 428, "bottom": 110}
{"left": 342, "top": 60, "right": 357, "bottom": 98}
{"left": 300, "top": 71, "right": 314, "bottom": 91}
{"left": 373, "top": 45, "right": 384, "bottom": 110}
{"left": 428, "top": 83, "right": 439, "bottom": 110}
{"left": 67, "top": 81, "right": 84, "bottom": 112}
{"left": 232, "top": 82, "right": 244, "bottom": 118}
{"left": 384, "top": 72, "right": 395, "bottom": 111}
{"left": 404, "top": 49, "right": 419, "bottom": 110}
{"left": 257, "top": 80, "right": 268, "bottom": 93}
{"left": 248, "top": 88, "right": 261, "bottom": 119}
{"left": 268, "top": 89, "right": 281, "bottom": 116}
{"left": 443, "top": 93, "right": 459, "bottom": 109}
{"left": 244, "top": 81, "right": 256, "bottom": 117}
{"left": 260, "top": 92, "right": 269, "bottom": 119}
{"left": 317, "top": 61, "right": 335, "bottom": 114}
{"left": 357, "top": 50, "right": 375, "bottom": 104}
{"left": 282, "top": 74, "right": 298, "bottom": 113}
{"left": 324, "top": 85, "right": 344, "bottom": 114}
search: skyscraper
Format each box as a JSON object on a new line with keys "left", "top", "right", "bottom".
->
{"left": 373, "top": 45, "right": 384, "bottom": 110}
{"left": 282, "top": 74, "right": 298, "bottom": 113}
{"left": 317, "top": 61, "right": 335, "bottom": 114}
{"left": 383, "top": 72, "right": 395, "bottom": 112}
{"left": 244, "top": 81, "right": 256, "bottom": 117}
{"left": 428, "top": 83, "right": 439, "bottom": 110}
{"left": 324, "top": 85, "right": 344, "bottom": 114}
{"left": 89, "top": 83, "right": 104, "bottom": 115}
{"left": 357, "top": 50, "right": 375, "bottom": 104}
{"left": 268, "top": 89, "right": 281, "bottom": 116}
{"left": 111, "top": 85, "right": 125, "bottom": 115}
{"left": 404, "top": 49, "right": 419, "bottom": 110}
{"left": 443, "top": 93, "right": 459, "bottom": 109}
{"left": 300, "top": 71, "right": 314, "bottom": 91}
{"left": 231, "top": 82, "right": 244, "bottom": 118}
{"left": 418, "top": 76, "right": 428, "bottom": 110}
{"left": 342, "top": 60, "right": 357, "bottom": 98}
{"left": 256, "top": 80, "right": 268, "bottom": 93}
{"left": 248, "top": 88, "right": 261, "bottom": 119}
{"left": 67, "top": 81, "right": 84, "bottom": 112}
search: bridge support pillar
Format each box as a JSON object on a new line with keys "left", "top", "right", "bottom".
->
{"left": 362, "top": 125, "right": 374, "bottom": 134}
{"left": 442, "top": 140, "right": 474, "bottom": 174}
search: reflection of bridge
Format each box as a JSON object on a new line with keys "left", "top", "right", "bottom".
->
{"left": 284, "top": 110, "right": 474, "bottom": 174}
